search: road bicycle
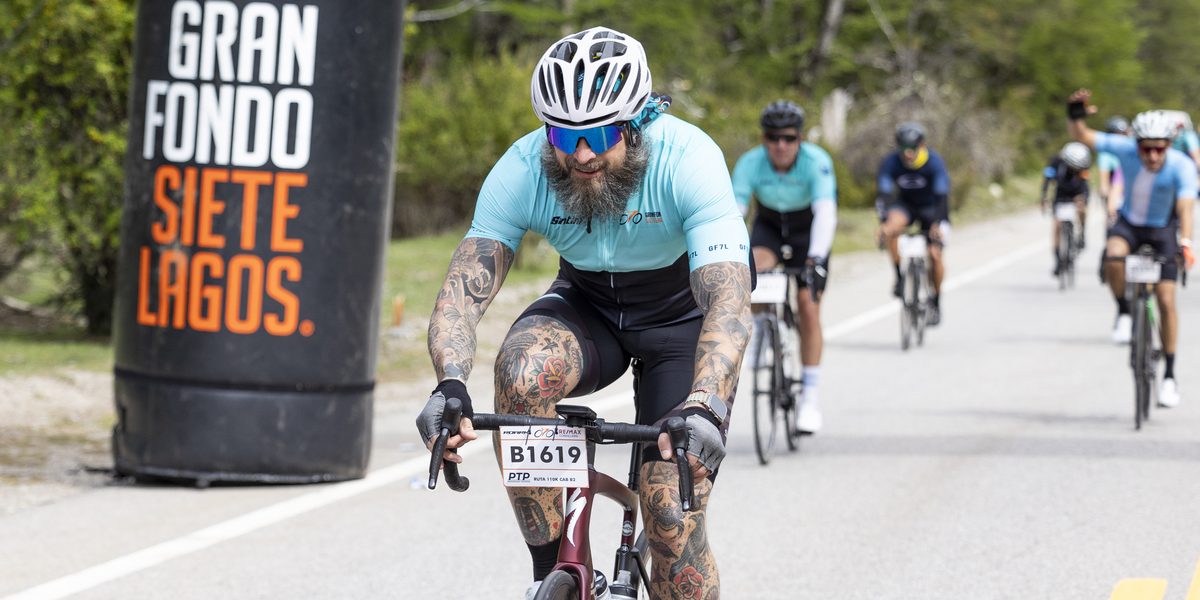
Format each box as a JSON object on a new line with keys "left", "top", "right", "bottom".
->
{"left": 427, "top": 370, "right": 694, "bottom": 600}
{"left": 897, "top": 232, "right": 933, "bottom": 351}
{"left": 1121, "top": 246, "right": 1186, "bottom": 430}
{"left": 748, "top": 257, "right": 817, "bottom": 465}
{"left": 1053, "top": 202, "right": 1079, "bottom": 290}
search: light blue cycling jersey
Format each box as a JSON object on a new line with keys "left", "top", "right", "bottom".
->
{"left": 1095, "top": 132, "right": 1198, "bottom": 228}
{"left": 731, "top": 143, "right": 837, "bottom": 213}
{"left": 1173, "top": 129, "right": 1200, "bottom": 161}
{"left": 1096, "top": 152, "right": 1121, "bottom": 178}
{"left": 467, "top": 114, "right": 748, "bottom": 273}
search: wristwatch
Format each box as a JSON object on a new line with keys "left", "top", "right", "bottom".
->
{"left": 684, "top": 390, "right": 729, "bottom": 425}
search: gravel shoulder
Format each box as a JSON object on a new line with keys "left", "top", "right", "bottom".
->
{"left": 0, "top": 280, "right": 548, "bottom": 515}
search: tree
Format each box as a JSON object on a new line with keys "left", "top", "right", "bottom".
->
{"left": 0, "top": 0, "right": 134, "bottom": 334}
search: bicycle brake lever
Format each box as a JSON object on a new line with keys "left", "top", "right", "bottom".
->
{"left": 665, "top": 416, "right": 694, "bottom": 511}
{"left": 428, "top": 398, "right": 470, "bottom": 491}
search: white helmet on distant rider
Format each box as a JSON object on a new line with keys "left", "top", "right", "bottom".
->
{"left": 1130, "top": 110, "right": 1178, "bottom": 142}
{"left": 530, "top": 26, "right": 652, "bottom": 129}
{"left": 1059, "top": 142, "right": 1092, "bottom": 170}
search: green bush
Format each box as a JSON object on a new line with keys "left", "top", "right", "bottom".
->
{"left": 393, "top": 52, "right": 542, "bottom": 237}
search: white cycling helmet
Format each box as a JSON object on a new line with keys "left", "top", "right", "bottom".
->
{"left": 1130, "top": 110, "right": 1178, "bottom": 141}
{"left": 530, "top": 26, "right": 652, "bottom": 129}
{"left": 1059, "top": 142, "right": 1091, "bottom": 170}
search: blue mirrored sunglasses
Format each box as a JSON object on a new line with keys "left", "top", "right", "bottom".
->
{"left": 546, "top": 124, "right": 624, "bottom": 154}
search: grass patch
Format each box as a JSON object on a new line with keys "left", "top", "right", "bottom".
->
{"left": 0, "top": 175, "right": 1038, "bottom": 379}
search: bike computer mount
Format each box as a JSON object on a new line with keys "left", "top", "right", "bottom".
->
{"left": 555, "top": 404, "right": 598, "bottom": 427}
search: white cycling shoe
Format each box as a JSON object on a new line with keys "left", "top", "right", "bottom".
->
{"left": 1112, "top": 314, "right": 1132, "bottom": 345}
{"left": 1159, "top": 378, "right": 1181, "bottom": 408}
{"left": 796, "top": 397, "right": 823, "bottom": 434}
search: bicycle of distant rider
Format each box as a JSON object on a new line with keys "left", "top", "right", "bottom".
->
{"left": 1053, "top": 201, "right": 1079, "bottom": 290}
{"left": 748, "top": 257, "right": 807, "bottom": 465}
{"left": 897, "top": 232, "right": 933, "bottom": 351}
{"left": 427, "top": 367, "right": 694, "bottom": 600}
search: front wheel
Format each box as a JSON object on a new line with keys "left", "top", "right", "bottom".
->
{"left": 1132, "top": 298, "right": 1151, "bottom": 430}
{"left": 751, "top": 318, "right": 780, "bottom": 465}
{"left": 534, "top": 570, "right": 580, "bottom": 600}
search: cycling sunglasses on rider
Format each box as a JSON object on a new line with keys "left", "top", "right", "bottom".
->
{"left": 546, "top": 123, "right": 625, "bottom": 154}
{"left": 1137, "top": 141, "right": 1170, "bottom": 155}
{"left": 764, "top": 132, "right": 799, "bottom": 144}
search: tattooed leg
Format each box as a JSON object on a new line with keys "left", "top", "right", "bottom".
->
{"left": 493, "top": 315, "right": 585, "bottom": 546}
{"left": 640, "top": 460, "right": 718, "bottom": 599}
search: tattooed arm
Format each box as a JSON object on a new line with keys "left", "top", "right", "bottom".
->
{"left": 687, "top": 260, "right": 753, "bottom": 408}
{"left": 428, "top": 237, "right": 516, "bottom": 382}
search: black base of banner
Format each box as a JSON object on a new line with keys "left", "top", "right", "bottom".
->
{"left": 112, "top": 374, "right": 372, "bottom": 484}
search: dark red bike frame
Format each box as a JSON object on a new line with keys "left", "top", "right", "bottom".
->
{"left": 553, "top": 456, "right": 645, "bottom": 596}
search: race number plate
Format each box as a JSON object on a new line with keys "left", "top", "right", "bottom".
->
{"left": 499, "top": 425, "right": 588, "bottom": 487}
{"left": 1125, "top": 255, "right": 1162, "bottom": 283}
{"left": 1054, "top": 203, "right": 1077, "bottom": 222}
{"left": 750, "top": 272, "right": 789, "bottom": 304}
{"left": 898, "top": 235, "right": 928, "bottom": 258}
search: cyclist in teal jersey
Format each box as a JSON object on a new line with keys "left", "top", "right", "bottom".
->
{"left": 1068, "top": 90, "right": 1197, "bottom": 407}
{"left": 1165, "top": 110, "right": 1200, "bottom": 166}
{"left": 731, "top": 100, "right": 837, "bottom": 434}
{"left": 416, "top": 27, "right": 751, "bottom": 599}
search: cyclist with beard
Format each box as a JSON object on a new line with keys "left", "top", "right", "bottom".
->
{"left": 875, "top": 122, "right": 952, "bottom": 325}
{"left": 1067, "top": 89, "right": 1196, "bottom": 407}
{"left": 731, "top": 100, "right": 837, "bottom": 435}
{"left": 416, "top": 26, "right": 751, "bottom": 599}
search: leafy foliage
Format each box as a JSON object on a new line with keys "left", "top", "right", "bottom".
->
{"left": 5, "top": 0, "right": 1200, "bottom": 331}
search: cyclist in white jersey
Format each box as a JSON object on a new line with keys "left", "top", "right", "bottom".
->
{"left": 416, "top": 27, "right": 751, "bottom": 599}
{"left": 1067, "top": 89, "right": 1197, "bottom": 407}
{"left": 732, "top": 100, "right": 837, "bottom": 434}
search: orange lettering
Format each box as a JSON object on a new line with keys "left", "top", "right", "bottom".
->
{"left": 158, "top": 249, "right": 189, "bottom": 329}
{"left": 187, "top": 252, "right": 224, "bottom": 332}
{"left": 198, "top": 168, "right": 228, "bottom": 249}
{"left": 271, "top": 172, "right": 306, "bottom": 253}
{"left": 137, "top": 246, "right": 156, "bottom": 326}
{"left": 231, "top": 170, "right": 272, "bottom": 251}
{"left": 152, "top": 166, "right": 180, "bottom": 244}
{"left": 225, "top": 254, "right": 264, "bottom": 334}
{"left": 265, "top": 256, "right": 301, "bottom": 335}
{"left": 181, "top": 167, "right": 198, "bottom": 246}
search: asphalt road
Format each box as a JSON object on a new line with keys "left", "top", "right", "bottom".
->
{"left": 3, "top": 207, "right": 1200, "bottom": 600}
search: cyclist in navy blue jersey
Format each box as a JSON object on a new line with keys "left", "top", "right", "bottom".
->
{"left": 875, "top": 122, "right": 951, "bottom": 325}
{"left": 415, "top": 27, "right": 751, "bottom": 599}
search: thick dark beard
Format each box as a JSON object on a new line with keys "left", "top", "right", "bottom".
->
{"left": 542, "top": 139, "right": 649, "bottom": 222}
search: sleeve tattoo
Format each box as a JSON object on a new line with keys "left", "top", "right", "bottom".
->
{"left": 688, "top": 261, "right": 753, "bottom": 405}
{"left": 428, "top": 237, "right": 515, "bottom": 381}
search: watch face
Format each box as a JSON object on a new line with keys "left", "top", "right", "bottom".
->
{"left": 709, "top": 396, "right": 729, "bottom": 421}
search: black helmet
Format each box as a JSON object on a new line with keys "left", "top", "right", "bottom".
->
{"left": 895, "top": 122, "right": 926, "bottom": 147}
{"left": 1105, "top": 116, "right": 1129, "bottom": 135}
{"left": 760, "top": 100, "right": 805, "bottom": 130}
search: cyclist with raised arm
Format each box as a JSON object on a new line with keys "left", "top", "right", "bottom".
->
{"left": 875, "top": 122, "right": 952, "bottom": 325}
{"left": 1067, "top": 89, "right": 1197, "bottom": 407}
{"left": 415, "top": 27, "right": 751, "bottom": 599}
{"left": 1041, "top": 142, "right": 1091, "bottom": 276}
{"left": 731, "top": 100, "right": 837, "bottom": 435}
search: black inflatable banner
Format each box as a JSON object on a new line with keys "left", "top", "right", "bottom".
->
{"left": 112, "top": 0, "right": 403, "bottom": 483}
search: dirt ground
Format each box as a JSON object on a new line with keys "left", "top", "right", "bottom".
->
{"left": 0, "top": 281, "right": 546, "bottom": 515}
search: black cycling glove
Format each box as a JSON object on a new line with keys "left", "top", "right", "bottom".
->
{"left": 415, "top": 380, "right": 472, "bottom": 443}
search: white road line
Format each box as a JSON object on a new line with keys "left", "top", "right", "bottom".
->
{"left": 4, "top": 238, "right": 1046, "bottom": 600}
{"left": 825, "top": 241, "right": 1044, "bottom": 341}
{"left": 4, "top": 392, "right": 629, "bottom": 600}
